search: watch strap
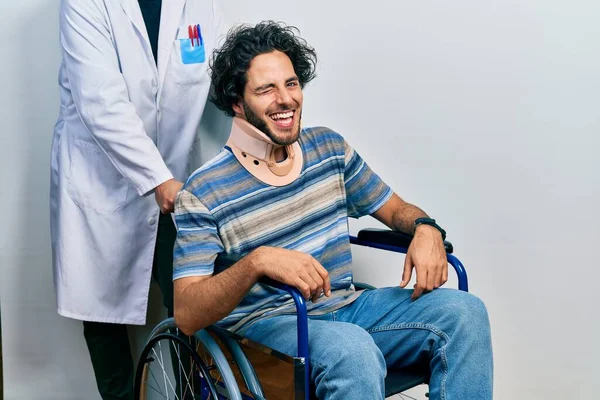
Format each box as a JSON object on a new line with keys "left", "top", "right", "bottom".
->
{"left": 414, "top": 217, "right": 447, "bottom": 240}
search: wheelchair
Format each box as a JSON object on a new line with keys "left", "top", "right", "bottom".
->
{"left": 134, "top": 228, "right": 469, "bottom": 400}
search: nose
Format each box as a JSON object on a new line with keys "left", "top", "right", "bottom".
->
{"left": 276, "top": 86, "right": 293, "bottom": 106}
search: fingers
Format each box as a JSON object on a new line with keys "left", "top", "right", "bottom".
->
{"left": 162, "top": 201, "right": 174, "bottom": 214}
{"left": 400, "top": 254, "right": 413, "bottom": 288}
{"left": 294, "top": 256, "right": 330, "bottom": 302}
{"left": 303, "top": 257, "right": 332, "bottom": 302}
{"left": 441, "top": 264, "right": 448, "bottom": 286}
{"left": 158, "top": 201, "right": 173, "bottom": 214}
{"left": 293, "top": 277, "right": 313, "bottom": 300}
{"left": 413, "top": 261, "right": 446, "bottom": 299}
{"left": 311, "top": 258, "right": 331, "bottom": 297}
{"left": 163, "top": 187, "right": 178, "bottom": 213}
{"left": 411, "top": 259, "right": 449, "bottom": 300}
{"left": 261, "top": 249, "right": 331, "bottom": 302}
{"left": 305, "top": 266, "right": 324, "bottom": 302}
{"left": 435, "top": 263, "right": 448, "bottom": 289}
{"left": 411, "top": 270, "right": 426, "bottom": 300}
{"left": 432, "top": 256, "right": 448, "bottom": 289}
{"left": 156, "top": 194, "right": 173, "bottom": 213}
{"left": 426, "top": 267, "right": 438, "bottom": 291}
{"left": 155, "top": 180, "right": 183, "bottom": 214}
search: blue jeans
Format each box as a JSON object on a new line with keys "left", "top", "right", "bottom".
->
{"left": 239, "top": 287, "right": 493, "bottom": 400}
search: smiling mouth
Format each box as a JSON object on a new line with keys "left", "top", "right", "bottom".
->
{"left": 269, "top": 110, "right": 294, "bottom": 128}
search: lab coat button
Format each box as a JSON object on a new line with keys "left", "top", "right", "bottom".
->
{"left": 148, "top": 217, "right": 156, "bottom": 225}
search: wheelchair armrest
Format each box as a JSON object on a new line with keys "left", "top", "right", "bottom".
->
{"left": 259, "top": 277, "right": 310, "bottom": 398}
{"left": 351, "top": 229, "right": 468, "bottom": 292}
{"left": 355, "top": 228, "right": 454, "bottom": 254}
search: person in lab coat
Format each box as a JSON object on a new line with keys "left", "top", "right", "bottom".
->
{"left": 50, "top": 0, "right": 224, "bottom": 398}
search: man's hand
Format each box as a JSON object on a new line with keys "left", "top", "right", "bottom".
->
{"left": 400, "top": 225, "right": 448, "bottom": 300}
{"left": 155, "top": 179, "right": 183, "bottom": 213}
{"left": 251, "top": 247, "right": 332, "bottom": 302}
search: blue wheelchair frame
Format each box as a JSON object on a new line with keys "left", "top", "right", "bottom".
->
{"left": 226, "top": 228, "right": 469, "bottom": 400}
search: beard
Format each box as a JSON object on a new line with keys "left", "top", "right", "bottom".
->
{"left": 242, "top": 102, "right": 300, "bottom": 146}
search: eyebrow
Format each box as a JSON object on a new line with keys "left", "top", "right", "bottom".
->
{"left": 253, "top": 76, "right": 299, "bottom": 92}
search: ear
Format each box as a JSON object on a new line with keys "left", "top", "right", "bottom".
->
{"left": 232, "top": 98, "right": 244, "bottom": 118}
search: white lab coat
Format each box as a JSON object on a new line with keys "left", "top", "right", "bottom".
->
{"left": 50, "top": 0, "right": 223, "bottom": 324}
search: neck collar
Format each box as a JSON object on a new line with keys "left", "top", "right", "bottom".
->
{"left": 226, "top": 117, "right": 303, "bottom": 186}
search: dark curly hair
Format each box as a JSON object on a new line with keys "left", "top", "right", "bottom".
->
{"left": 209, "top": 21, "right": 317, "bottom": 117}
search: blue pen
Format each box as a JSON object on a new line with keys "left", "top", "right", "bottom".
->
{"left": 197, "top": 24, "right": 203, "bottom": 46}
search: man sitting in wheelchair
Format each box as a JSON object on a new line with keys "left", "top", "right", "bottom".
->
{"left": 172, "top": 21, "right": 493, "bottom": 400}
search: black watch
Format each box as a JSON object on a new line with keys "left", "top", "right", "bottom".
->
{"left": 414, "top": 217, "right": 446, "bottom": 240}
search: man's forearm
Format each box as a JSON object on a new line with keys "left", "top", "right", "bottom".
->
{"left": 174, "top": 254, "right": 261, "bottom": 335}
{"left": 390, "top": 202, "right": 428, "bottom": 234}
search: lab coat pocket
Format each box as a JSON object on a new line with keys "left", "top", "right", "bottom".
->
{"left": 170, "top": 38, "right": 208, "bottom": 86}
{"left": 180, "top": 38, "right": 206, "bottom": 64}
{"left": 67, "top": 140, "right": 129, "bottom": 213}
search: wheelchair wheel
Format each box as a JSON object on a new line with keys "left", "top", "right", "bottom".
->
{"left": 134, "top": 319, "right": 244, "bottom": 400}
{"left": 135, "top": 332, "right": 217, "bottom": 399}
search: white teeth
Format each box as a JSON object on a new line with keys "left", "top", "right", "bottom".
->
{"left": 271, "top": 111, "right": 294, "bottom": 120}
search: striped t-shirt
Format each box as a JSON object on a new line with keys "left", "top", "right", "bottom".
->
{"left": 173, "top": 126, "right": 393, "bottom": 332}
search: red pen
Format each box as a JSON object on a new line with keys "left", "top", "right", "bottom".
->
{"left": 193, "top": 25, "right": 199, "bottom": 46}
{"left": 188, "top": 25, "right": 194, "bottom": 47}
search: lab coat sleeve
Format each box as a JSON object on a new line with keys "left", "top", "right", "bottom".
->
{"left": 59, "top": 0, "right": 173, "bottom": 196}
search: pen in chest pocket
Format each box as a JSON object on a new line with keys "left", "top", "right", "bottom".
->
{"left": 180, "top": 23, "right": 206, "bottom": 64}
{"left": 188, "top": 24, "right": 203, "bottom": 47}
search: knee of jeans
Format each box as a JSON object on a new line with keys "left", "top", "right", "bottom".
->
{"left": 318, "top": 324, "right": 386, "bottom": 377}
{"left": 440, "top": 290, "right": 490, "bottom": 334}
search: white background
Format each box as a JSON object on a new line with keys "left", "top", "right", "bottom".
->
{"left": 1, "top": 0, "right": 599, "bottom": 399}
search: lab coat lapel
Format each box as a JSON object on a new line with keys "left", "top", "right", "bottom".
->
{"left": 120, "top": 0, "right": 153, "bottom": 60}
{"left": 157, "top": 0, "right": 187, "bottom": 89}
